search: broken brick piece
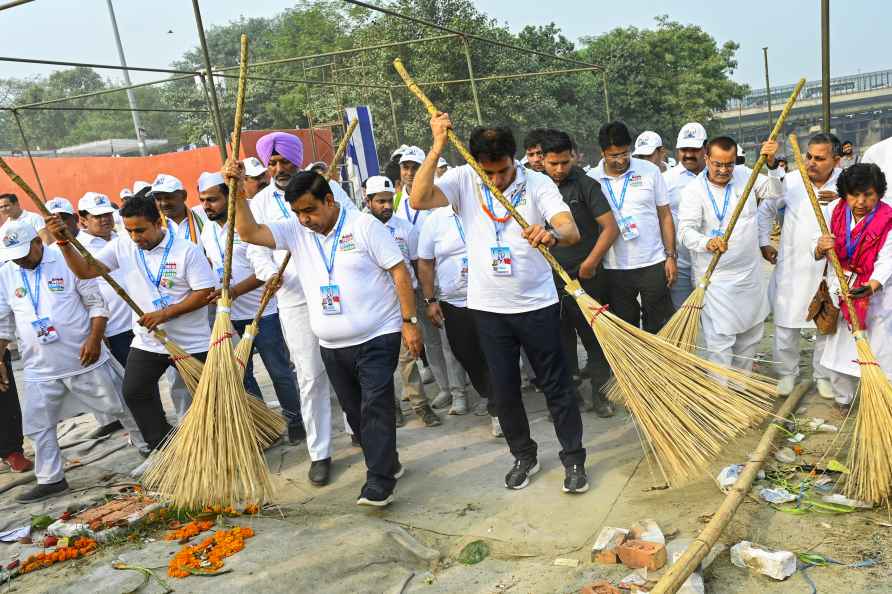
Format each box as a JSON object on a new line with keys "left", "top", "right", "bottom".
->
{"left": 580, "top": 580, "right": 621, "bottom": 594}
{"left": 591, "top": 526, "right": 629, "bottom": 564}
{"left": 617, "top": 539, "right": 667, "bottom": 571}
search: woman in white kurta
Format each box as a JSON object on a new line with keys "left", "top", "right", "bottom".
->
{"left": 815, "top": 164, "right": 892, "bottom": 405}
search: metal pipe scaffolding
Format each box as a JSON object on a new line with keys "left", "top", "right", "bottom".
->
{"left": 191, "top": 0, "right": 229, "bottom": 162}
{"left": 0, "top": 56, "right": 199, "bottom": 76}
{"left": 11, "top": 74, "right": 199, "bottom": 110}
{"left": 6, "top": 106, "right": 209, "bottom": 113}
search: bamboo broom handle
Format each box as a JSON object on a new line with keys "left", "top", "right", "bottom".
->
{"left": 789, "top": 134, "right": 863, "bottom": 333}
{"left": 651, "top": 380, "right": 812, "bottom": 594}
{"left": 702, "top": 78, "right": 805, "bottom": 280}
{"left": 393, "top": 58, "right": 574, "bottom": 287}
{"left": 222, "top": 34, "right": 250, "bottom": 297}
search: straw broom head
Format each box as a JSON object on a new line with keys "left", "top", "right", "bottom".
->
{"left": 393, "top": 58, "right": 777, "bottom": 487}
{"left": 788, "top": 134, "right": 892, "bottom": 504}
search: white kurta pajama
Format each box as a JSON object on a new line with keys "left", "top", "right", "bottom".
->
{"left": 816, "top": 199, "right": 892, "bottom": 404}
{"left": 678, "top": 167, "right": 783, "bottom": 370}
{"left": 757, "top": 168, "right": 840, "bottom": 381}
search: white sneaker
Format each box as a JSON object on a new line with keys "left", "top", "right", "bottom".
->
{"left": 449, "top": 394, "right": 468, "bottom": 415}
{"left": 431, "top": 391, "right": 452, "bottom": 409}
{"left": 777, "top": 376, "right": 796, "bottom": 396}
{"left": 418, "top": 362, "right": 434, "bottom": 385}
{"left": 129, "top": 452, "right": 156, "bottom": 479}
{"left": 816, "top": 378, "right": 835, "bottom": 400}
{"left": 473, "top": 400, "right": 489, "bottom": 416}
{"left": 491, "top": 416, "right": 503, "bottom": 438}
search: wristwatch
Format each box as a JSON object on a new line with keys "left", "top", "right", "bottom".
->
{"left": 664, "top": 250, "right": 678, "bottom": 259}
{"left": 423, "top": 297, "right": 438, "bottom": 305}
{"left": 403, "top": 316, "right": 419, "bottom": 324}
{"left": 548, "top": 228, "right": 561, "bottom": 244}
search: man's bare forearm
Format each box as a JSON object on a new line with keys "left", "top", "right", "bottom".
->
{"left": 657, "top": 205, "right": 676, "bottom": 253}
{"left": 389, "top": 264, "right": 417, "bottom": 320}
{"left": 417, "top": 258, "right": 437, "bottom": 300}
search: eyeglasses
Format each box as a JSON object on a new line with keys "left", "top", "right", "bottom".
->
{"left": 604, "top": 151, "right": 630, "bottom": 162}
{"left": 708, "top": 160, "right": 735, "bottom": 171}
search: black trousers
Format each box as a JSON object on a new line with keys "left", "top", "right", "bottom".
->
{"left": 440, "top": 301, "right": 495, "bottom": 415}
{"left": 106, "top": 330, "right": 135, "bottom": 367}
{"left": 555, "top": 273, "right": 612, "bottom": 393}
{"left": 473, "top": 304, "right": 585, "bottom": 467}
{"left": 0, "top": 350, "right": 23, "bottom": 458}
{"left": 320, "top": 332, "right": 401, "bottom": 493}
{"left": 122, "top": 348, "right": 207, "bottom": 450}
{"left": 606, "top": 261, "right": 676, "bottom": 334}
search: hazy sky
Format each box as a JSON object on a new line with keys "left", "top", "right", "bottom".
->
{"left": 1, "top": 0, "right": 887, "bottom": 91}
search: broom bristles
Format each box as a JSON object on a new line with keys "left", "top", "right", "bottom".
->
{"left": 657, "top": 285, "right": 707, "bottom": 352}
{"left": 232, "top": 322, "right": 285, "bottom": 449}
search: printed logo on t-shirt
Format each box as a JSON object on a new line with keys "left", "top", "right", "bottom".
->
{"left": 14, "top": 287, "right": 27, "bottom": 299}
{"left": 394, "top": 236, "right": 409, "bottom": 258}
{"left": 160, "top": 277, "right": 176, "bottom": 289}
{"left": 338, "top": 233, "right": 356, "bottom": 252}
{"left": 47, "top": 277, "right": 65, "bottom": 292}
{"left": 629, "top": 175, "right": 644, "bottom": 187}
{"left": 161, "top": 263, "right": 177, "bottom": 278}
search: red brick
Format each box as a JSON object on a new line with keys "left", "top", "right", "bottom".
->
{"left": 617, "top": 539, "right": 667, "bottom": 571}
{"left": 580, "top": 580, "right": 621, "bottom": 594}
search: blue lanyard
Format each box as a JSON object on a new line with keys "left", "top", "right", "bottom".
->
{"left": 212, "top": 223, "right": 227, "bottom": 265}
{"left": 453, "top": 214, "right": 466, "bottom": 245}
{"left": 602, "top": 171, "right": 632, "bottom": 213}
{"left": 703, "top": 179, "right": 732, "bottom": 226}
{"left": 138, "top": 231, "right": 175, "bottom": 295}
{"left": 273, "top": 190, "right": 292, "bottom": 219}
{"left": 845, "top": 205, "right": 878, "bottom": 260}
{"left": 19, "top": 265, "right": 41, "bottom": 317}
{"left": 167, "top": 216, "right": 193, "bottom": 242}
{"left": 313, "top": 207, "right": 347, "bottom": 283}
{"left": 403, "top": 198, "right": 419, "bottom": 225}
{"left": 482, "top": 185, "right": 523, "bottom": 242}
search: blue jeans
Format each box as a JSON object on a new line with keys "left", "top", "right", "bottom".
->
{"left": 232, "top": 314, "right": 303, "bottom": 429}
{"left": 670, "top": 265, "right": 694, "bottom": 310}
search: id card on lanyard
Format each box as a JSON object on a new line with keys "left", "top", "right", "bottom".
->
{"left": 212, "top": 224, "right": 227, "bottom": 282}
{"left": 482, "top": 185, "right": 522, "bottom": 276}
{"left": 704, "top": 179, "right": 732, "bottom": 238}
{"left": 845, "top": 205, "right": 878, "bottom": 261}
{"left": 138, "top": 232, "right": 176, "bottom": 311}
{"left": 273, "top": 191, "right": 293, "bottom": 220}
{"left": 20, "top": 265, "right": 59, "bottom": 344}
{"left": 603, "top": 172, "right": 639, "bottom": 240}
{"left": 453, "top": 215, "right": 469, "bottom": 282}
{"left": 314, "top": 207, "right": 347, "bottom": 315}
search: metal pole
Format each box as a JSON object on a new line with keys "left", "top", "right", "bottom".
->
{"left": 0, "top": 55, "right": 198, "bottom": 75}
{"left": 106, "top": 0, "right": 147, "bottom": 155}
{"left": 12, "top": 73, "right": 196, "bottom": 110}
{"left": 302, "top": 60, "right": 319, "bottom": 163}
{"left": 461, "top": 37, "right": 483, "bottom": 125}
{"left": 400, "top": 65, "right": 601, "bottom": 88}
{"left": 762, "top": 47, "right": 773, "bottom": 131}
{"left": 602, "top": 71, "right": 611, "bottom": 121}
{"left": 821, "top": 0, "right": 831, "bottom": 132}
{"left": 388, "top": 89, "right": 401, "bottom": 146}
{"left": 0, "top": 0, "right": 34, "bottom": 11}
{"left": 190, "top": 0, "right": 228, "bottom": 162}
{"left": 10, "top": 110, "right": 47, "bottom": 200}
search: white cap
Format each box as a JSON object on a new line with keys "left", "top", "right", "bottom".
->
{"left": 437, "top": 157, "right": 449, "bottom": 168}
{"left": 0, "top": 219, "right": 38, "bottom": 261}
{"left": 304, "top": 161, "right": 328, "bottom": 172}
{"left": 78, "top": 192, "right": 115, "bottom": 215}
{"left": 365, "top": 175, "right": 395, "bottom": 196}
{"left": 148, "top": 173, "right": 184, "bottom": 195}
{"left": 133, "top": 181, "right": 151, "bottom": 194}
{"left": 633, "top": 131, "right": 663, "bottom": 156}
{"left": 390, "top": 144, "right": 410, "bottom": 160}
{"left": 46, "top": 197, "right": 75, "bottom": 216}
{"left": 120, "top": 188, "right": 133, "bottom": 200}
{"left": 243, "top": 157, "right": 266, "bottom": 178}
{"left": 737, "top": 145, "right": 746, "bottom": 157}
{"left": 676, "top": 122, "right": 707, "bottom": 149}
{"left": 197, "top": 171, "right": 226, "bottom": 192}
{"left": 399, "top": 146, "right": 425, "bottom": 165}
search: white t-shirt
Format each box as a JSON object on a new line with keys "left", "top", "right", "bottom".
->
{"left": 246, "top": 181, "right": 357, "bottom": 309}
{"left": 96, "top": 232, "right": 215, "bottom": 354}
{"left": 417, "top": 206, "right": 468, "bottom": 307}
{"left": 383, "top": 216, "right": 418, "bottom": 289}
{"left": 200, "top": 221, "right": 274, "bottom": 322}
{"left": 663, "top": 163, "right": 702, "bottom": 270}
{"left": 163, "top": 206, "right": 208, "bottom": 244}
{"left": 78, "top": 230, "right": 132, "bottom": 337}
{"left": 0, "top": 247, "right": 109, "bottom": 381}
{"left": 13, "top": 210, "right": 46, "bottom": 233}
{"left": 393, "top": 186, "right": 431, "bottom": 231}
{"left": 589, "top": 157, "right": 669, "bottom": 270}
{"left": 434, "top": 164, "right": 570, "bottom": 314}
{"left": 267, "top": 207, "right": 403, "bottom": 349}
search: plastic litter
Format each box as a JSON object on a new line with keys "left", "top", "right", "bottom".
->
{"left": 730, "top": 541, "right": 797, "bottom": 580}
{"left": 717, "top": 465, "right": 765, "bottom": 490}
{"left": 775, "top": 447, "right": 797, "bottom": 464}
{"left": 760, "top": 487, "right": 797, "bottom": 504}
{"left": 822, "top": 494, "right": 872, "bottom": 509}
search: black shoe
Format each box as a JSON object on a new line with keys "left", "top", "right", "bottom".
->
{"left": 15, "top": 479, "right": 70, "bottom": 503}
{"left": 288, "top": 423, "right": 307, "bottom": 445}
{"left": 571, "top": 373, "right": 584, "bottom": 387}
{"left": 418, "top": 405, "right": 442, "bottom": 427}
{"left": 357, "top": 484, "right": 394, "bottom": 507}
{"left": 589, "top": 393, "right": 616, "bottom": 418}
{"left": 87, "top": 420, "right": 123, "bottom": 439}
{"left": 505, "top": 458, "right": 539, "bottom": 489}
{"left": 393, "top": 463, "right": 405, "bottom": 480}
{"left": 308, "top": 458, "right": 331, "bottom": 486}
{"left": 351, "top": 434, "right": 362, "bottom": 448}
{"left": 563, "top": 464, "right": 589, "bottom": 493}
{"left": 395, "top": 406, "right": 406, "bottom": 428}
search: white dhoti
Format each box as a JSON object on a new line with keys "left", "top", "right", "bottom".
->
{"left": 701, "top": 316, "right": 764, "bottom": 372}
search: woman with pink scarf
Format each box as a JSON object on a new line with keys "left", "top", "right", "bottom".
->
{"left": 814, "top": 163, "right": 892, "bottom": 406}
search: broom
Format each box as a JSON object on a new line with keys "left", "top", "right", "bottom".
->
{"left": 233, "top": 118, "right": 358, "bottom": 370}
{"left": 143, "top": 35, "right": 274, "bottom": 509}
{"left": 657, "top": 78, "right": 806, "bottom": 352}
{"left": 394, "top": 58, "right": 777, "bottom": 487}
{"left": 0, "top": 158, "right": 204, "bottom": 393}
{"left": 790, "top": 133, "right": 892, "bottom": 504}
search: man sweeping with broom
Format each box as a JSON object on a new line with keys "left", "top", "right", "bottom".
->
{"left": 410, "top": 113, "right": 590, "bottom": 494}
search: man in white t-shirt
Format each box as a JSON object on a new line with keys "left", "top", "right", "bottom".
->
{"left": 148, "top": 174, "right": 208, "bottom": 244}
{"left": 411, "top": 116, "right": 590, "bottom": 494}
{"left": 0, "top": 219, "right": 144, "bottom": 502}
{"left": 588, "top": 121, "right": 677, "bottom": 333}
{"left": 243, "top": 157, "right": 270, "bottom": 198}
{"left": 633, "top": 131, "right": 667, "bottom": 173}
{"left": 196, "top": 171, "right": 304, "bottom": 442}
{"left": 47, "top": 195, "right": 215, "bottom": 453}
{"left": 0, "top": 193, "right": 50, "bottom": 244}
{"left": 232, "top": 167, "right": 423, "bottom": 508}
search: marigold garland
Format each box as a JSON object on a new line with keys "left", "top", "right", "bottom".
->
{"left": 164, "top": 520, "right": 215, "bottom": 541}
{"left": 167, "top": 526, "right": 255, "bottom": 578}
{"left": 20, "top": 536, "right": 97, "bottom": 574}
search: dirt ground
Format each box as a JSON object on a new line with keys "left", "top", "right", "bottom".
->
{"left": 2, "top": 324, "right": 892, "bottom": 594}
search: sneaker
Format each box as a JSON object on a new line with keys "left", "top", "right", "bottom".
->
{"left": 816, "top": 378, "right": 835, "bottom": 400}
{"left": 563, "top": 464, "right": 589, "bottom": 494}
{"left": 87, "top": 420, "right": 123, "bottom": 439}
{"left": 357, "top": 484, "right": 394, "bottom": 507}
{"left": 288, "top": 422, "right": 307, "bottom": 445}
{"left": 129, "top": 452, "right": 156, "bottom": 478}
{"left": 308, "top": 458, "right": 331, "bottom": 486}
{"left": 491, "top": 416, "right": 503, "bottom": 438}
{"left": 393, "top": 463, "right": 405, "bottom": 480}
{"left": 418, "top": 362, "right": 435, "bottom": 385}
{"left": 473, "top": 400, "right": 489, "bottom": 416}
{"left": 505, "top": 458, "right": 539, "bottom": 489}
{"left": 431, "top": 391, "right": 452, "bottom": 409}
{"left": 15, "top": 479, "right": 70, "bottom": 503}
{"left": 418, "top": 405, "right": 442, "bottom": 427}
{"left": 2, "top": 452, "right": 33, "bottom": 473}
{"left": 449, "top": 394, "right": 468, "bottom": 415}
{"left": 395, "top": 406, "right": 406, "bottom": 428}
{"left": 571, "top": 373, "right": 584, "bottom": 387}
{"left": 350, "top": 434, "right": 362, "bottom": 448}
{"left": 777, "top": 375, "right": 796, "bottom": 396}
{"left": 589, "top": 392, "right": 616, "bottom": 418}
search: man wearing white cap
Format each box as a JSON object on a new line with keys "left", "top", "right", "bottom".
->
{"left": 132, "top": 181, "right": 151, "bottom": 197}
{"left": 46, "top": 195, "right": 215, "bottom": 455}
{"left": 436, "top": 157, "right": 450, "bottom": 178}
{"left": 0, "top": 219, "right": 144, "bottom": 502}
{"left": 0, "top": 193, "right": 50, "bottom": 244}
{"left": 633, "top": 131, "right": 667, "bottom": 173}
{"left": 46, "top": 197, "right": 78, "bottom": 239}
{"left": 242, "top": 157, "right": 269, "bottom": 198}
{"left": 196, "top": 171, "right": 305, "bottom": 443}
{"left": 120, "top": 188, "right": 133, "bottom": 201}
{"left": 663, "top": 122, "right": 708, "bottom": 308}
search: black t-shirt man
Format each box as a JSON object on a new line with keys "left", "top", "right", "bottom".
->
{"left": 551, "top": 166, "right": 612, "bottom": 277}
